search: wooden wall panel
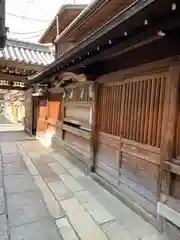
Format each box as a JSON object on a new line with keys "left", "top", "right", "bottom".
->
{"left": 65, "top": 107, "right": 90, "bottom": 123}
{"left": 175, "top": 83, "right": 180, "bottom": 158}
{"left": 96, "top": 72, "right": 168, "bottom": 216}
{"left": 64, "top": 131, "right": 91, "bottom": 159}
{"left": 96, "top": 133, "right": 158, "bottom": 215}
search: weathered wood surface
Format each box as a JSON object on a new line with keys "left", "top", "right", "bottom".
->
{"left": 159, "top": 65, "right": 180, "bottom": 203}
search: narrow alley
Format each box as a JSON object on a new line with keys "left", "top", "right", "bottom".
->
{"left": 0, "top": 114, "right": 168, "bottom": 240}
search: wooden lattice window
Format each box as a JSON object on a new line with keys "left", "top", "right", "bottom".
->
{"left": 98, "top": 74, "right": 167, "bottom": 148}
{"left": 98, "top": 83, "right": 123, "bottom": 136}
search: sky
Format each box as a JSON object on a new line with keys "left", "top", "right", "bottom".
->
{"left": 6, "top": 0, "right": 92, "bottom": 43}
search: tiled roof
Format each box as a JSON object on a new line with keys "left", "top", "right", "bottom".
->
{"left": 0, "top": 39, "right": 54, "bottom": 66}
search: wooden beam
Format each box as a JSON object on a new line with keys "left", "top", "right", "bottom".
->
{"left": 157, "top": 202, "right": 180, "bottom": 228}
{"left": 0, "top": 86, "right": 27, "bottom": 91}
{"left": 164, "top": 161, "right": 180, "bottom": 176}
{"left": 0, "top": 73, "right": 27, "bottom": 83}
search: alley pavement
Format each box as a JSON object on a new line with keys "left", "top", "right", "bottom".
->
{"left": 0, "top": 116, "right": 169, "bottom": 240}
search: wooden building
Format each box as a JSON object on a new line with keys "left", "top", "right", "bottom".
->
{"left": 29, "top": 0, "right": 180, "bottom": 238}
{"left": 0, "top": 38, "right": 54, "bottom": 132}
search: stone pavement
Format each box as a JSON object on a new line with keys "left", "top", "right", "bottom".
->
{"left": 0, "top": 129, "right": 169, "bottom": 239}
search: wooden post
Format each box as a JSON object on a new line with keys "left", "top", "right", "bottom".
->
{"left": 158, "top": 64, "right": 179, "bottom": 229}
{"left": 56, "top": 16, "right": 59, "bottom": 36}
{"left": 91, "top": 82, "right": 99, "bottom": 172}
{"left": 61, "top": 90, "right": 65, "bottom": 140}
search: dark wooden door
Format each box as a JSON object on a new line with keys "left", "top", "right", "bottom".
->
{"left": 47, "top": 93, "right": 61, "bottom": 135}
{"left": 36, "top": 98, "right": 48, "bottom": 138}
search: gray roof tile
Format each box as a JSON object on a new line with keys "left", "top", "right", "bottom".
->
{"left": 0, "top": 38, "right": 54, "bottom": 66}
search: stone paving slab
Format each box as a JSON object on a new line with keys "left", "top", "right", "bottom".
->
{"left": 52, "top": 153, "right": 75, "bottom": 169}
{"left": 76, "top": 176, "right": 104, "bottom": 194}
{"left": 33, "top": 175, "right": 65, "bottom": 219}
{"left": 102, "top": 220, "right": 135, "bottom": 240}
{"left": 48, "top": 162, "right": 68, "bottom": 175}
{"left": 59, "top": 174, "right": 84, "bottom": 193}
{"left": 56, "top": 217, "right": 79, "bottom": 240}
{"left": 1, "top": 142, "right": 18, "bottom": 154}
{"left": 21, "top": 154, "right": 39, "bottom": 176}
{"left": 4, "top": 172, "right": 37, "bottom": 195}
{"left": 7, "top": 190, "right": 49, "bottom": 227}
{"left": 48, "top": 181, "right": 73, "bottom": 201}
{"left": 10, "top": 218, "right": 62, "bottom": 240}
{"left": 0, "top": 167, "right": 3, "bottom": 188}
{"left": 17, "top": 144, "right": 39, "bottom": 176}
{"left": 75, "top": 190, "right": 115, "bottom": 224}
{"left": 0, "top": 187, "right": 5, "bottom": 214}
{"left": 94, "top": 188, "right": 158, "bottom": 239}
{"left": 0, "top": 214, "right": 8, "bottom": 240}
{"left": 32, "top": 161, "right": 60, "bottom": 183}
{"left": 60, "top": 198, "right": 108, "bottom": 240}
{"left": 68, "top": 167, "right": 86, "bottom": 178}
{"left": 3, "top": 160, "right": 27, "bottom": 176}
{"left": 2, "top": 153, "right": 22, "bottom": 164}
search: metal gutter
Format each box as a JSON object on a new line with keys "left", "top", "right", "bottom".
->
{"left": 28, "top": 0, "right": 157, "bottom": 82}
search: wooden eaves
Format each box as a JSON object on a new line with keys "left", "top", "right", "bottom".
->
{"left": 39, "top": 4, "right": 87, "bottom": 44}
{"left": 29, "top": 0, "right": 179, "bottom": 84}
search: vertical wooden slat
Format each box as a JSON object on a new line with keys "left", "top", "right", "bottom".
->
{"left": 140, "top": 80, "right": 147, "bottom": 143}
{"left": 152, "top": 78, "right": 161, "bottom": 147}
{"left": 112, "top": 85, "right": 116, "bottom": 135}
{"left": 106, "top": 86, "right": 109, "bottom": 133}
{"left": 109, "top": 86, "right": 113, "bottom": 134}
{"left": 156, "top": 77, "right": 166, "bottom": 148}
{"left": 103, "top": 86, "right": 107, "bottom": 133}
{"left": 127, "top": 82, "right": 133, "bottom": 139}
{"left": 143, "top": 79, "right": 151, "bottom": 144}
{"left": 116, "top": 85, "right": 121, "bottom": 136}
{"left": 116, "top": 85, "right": 120, "bottom": 135}
{"left": 117, "top": 85, "right": 122, "bottom": 136}
{"left": 106, "top": 86, "right": 110, "bottom": 134}
{"left": 123, "top": 84, "right": 128, "bottom": 138}
{"left": 101, "top": 85, "right": 105, "bottom": 132}
{"left": 136, "top": 81, "right": 143, "bottom": 141}
{"left": 129, "top": 82, "right": 135, "bottom": 140}
{"left": 148, "top": 78, "right": 156, "bottom": 145}
{"left": 132, "top": 82, "right": 138, "bottom": 141}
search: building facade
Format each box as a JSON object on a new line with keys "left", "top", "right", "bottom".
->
{"left": 28, "top": 1, "right": 180, "bottom": 239}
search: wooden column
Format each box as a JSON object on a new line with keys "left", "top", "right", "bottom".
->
{"left": 56, "top": 15, "right": 59, "bottom": 36}
{"left": 91, "top": 82, "right": 99, "bottom": 172}
{"left": 61, "top": 91, "right": 65, "bottom": 140}
{"left": 158, "top": 64, "right": 179, "bottom": 223}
